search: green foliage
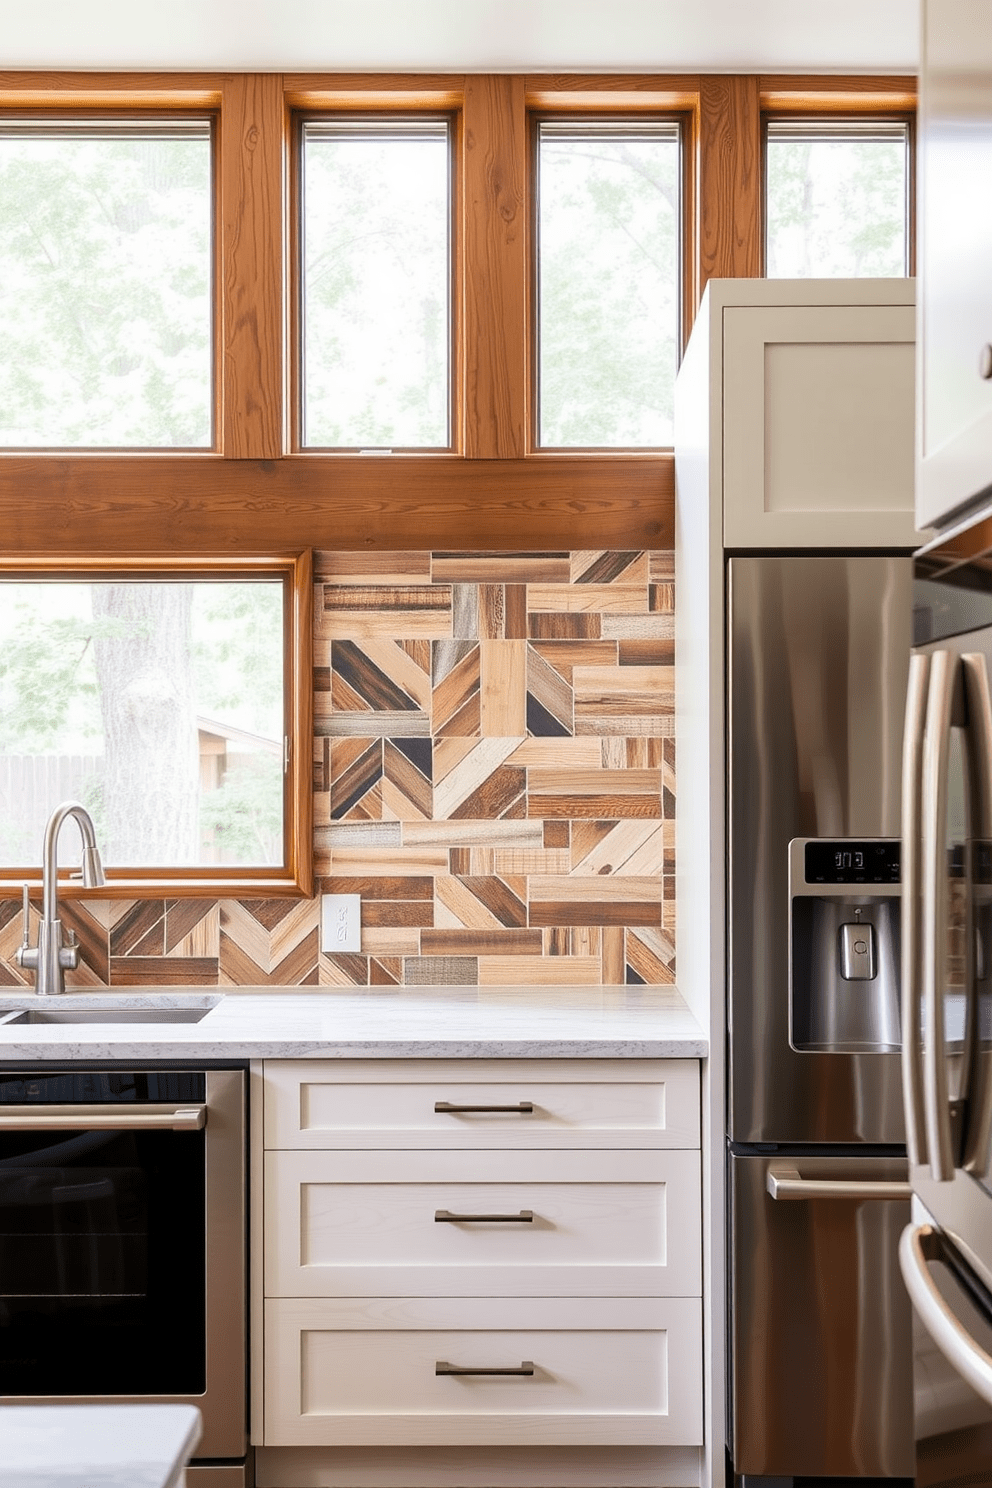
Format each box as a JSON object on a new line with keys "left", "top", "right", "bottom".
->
{"left": 0, "top": 602, "right": 129, "bottom": 752}
{"left": 539, "top": 134, "right": 679, "bottom": 448}
{"left": 303, "top": 131, "right": 449, "bottom": 447}
{"left": 0, "top": 581, "right": 284, "bottom": 867}
{"left": 0, "top": 131, "right": 211, "bottom": 447}
{"left": 198, "top": 754, "right": 283, "bottom": 865}
{"left": 766, "top": 137, "right": 907, "bottom": 278}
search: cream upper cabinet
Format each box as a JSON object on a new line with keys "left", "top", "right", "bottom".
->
{"left": 917, "top": 0, "right": 992, "bottom": 531}
{"left": 678, "top": 279, "right": 922, "bottom": 552}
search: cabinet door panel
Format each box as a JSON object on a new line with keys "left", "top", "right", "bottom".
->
{"left": 264, "top": 1149, "right": 701, "bottom": 1297}
{"left": 918, "top": 0, "right": 992, "bottom": 529}
{"left": 722, "top": 302, "right": 919, "bottom": 549}
{"left": 263, "top": 1059, "right": 700, "bottom": 1150}
{"left": 263, "top": 1296, "right": 703, "bottom": 1447}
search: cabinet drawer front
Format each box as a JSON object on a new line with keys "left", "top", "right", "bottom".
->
{"left": 263, "top": 1059, "right": 699, "bottom": 1150}
{"left": 264, "top": 1150, "right": 701, "bottom": 1297}
{"left": 263, "top": 1297, "right": 702, "bottom": 1447}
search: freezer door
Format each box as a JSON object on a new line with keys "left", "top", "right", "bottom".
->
{"left": 730, "top": 1152, "right": 913, "bottom": 1477}
{"left": 728, "top": 556, "right": 911, "bottom": 1144}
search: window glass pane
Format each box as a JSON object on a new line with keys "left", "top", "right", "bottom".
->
{"left": 765, "top": 120, "right": 909, "bottom": 278}
{"left": 302, "top": 119, "right": 450, "bottom": 449}
{"left": 0, "top": 580, "right": 284, "bottom": 868}
{"left": 538, "top": 120, "right": 680, "bottom": 449}
{"left": 0, "top": 120, "right": 212, "bottom": 448}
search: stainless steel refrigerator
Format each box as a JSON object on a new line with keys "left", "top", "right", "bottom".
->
{"left": 898, "top": 525, "right": 992, "bottom": 1485}
{"left": 727, "top": 554, "right": 916, "bottom": 1481}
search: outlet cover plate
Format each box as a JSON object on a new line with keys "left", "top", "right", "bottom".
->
{"left": 321, "top": 894, "right": 361, "bottom": 954}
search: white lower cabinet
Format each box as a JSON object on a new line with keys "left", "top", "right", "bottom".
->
{"left": 264, "top": 1297, "right": 703, "bottom": 1446}
{"left": 259, "top": 1059, "right": 703, "bottom": 1452}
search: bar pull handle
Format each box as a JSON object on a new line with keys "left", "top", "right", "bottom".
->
{"left": 0, "top": 1103, "right": 207, "bottom": 1132}
{"left": 766, "top": 1165, "right": 911, "bottom": 1201}
{"left": 902, "top": 651, "right": 931, "bottom": 1167}
{"left": 436, "top": 1360, "right": 535, "bottom": 1376}
{"left": 435, "top": 1209, "right": 534, "bottom": 1223}
{"left": 961, "top": 653, "right": 992, "bottom": 1172}
{"left": 922, "top": 649, "right": 959, "bottom": 1181}
{"left": 434, "top": 1101, "right": 534, "bottom": 1114}
{"left": 899, "top": 1223, "right": 992, "bottom": 1408}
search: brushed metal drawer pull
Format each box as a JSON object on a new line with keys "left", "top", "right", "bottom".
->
{"left": 436, "top": 1360, "right": 535, "bottom": 1376}
{"left": 434, "top": 1101, "right": 534, "bottom": 1114}
{"left": 435, "top": 1209, "right": 534, "bottom": 1223}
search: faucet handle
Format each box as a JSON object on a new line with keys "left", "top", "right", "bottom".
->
{"left": 15, "top": 885, "right": 38, "bottom": 972}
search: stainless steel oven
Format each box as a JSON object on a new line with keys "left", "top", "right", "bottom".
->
{"left": 0, "top": 1066, "right": 247, "bottom": 1480}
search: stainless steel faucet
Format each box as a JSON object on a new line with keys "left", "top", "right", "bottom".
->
{"left": 16, "top": 802, "right": 106, "bottom": 995}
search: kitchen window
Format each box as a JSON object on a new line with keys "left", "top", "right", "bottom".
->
{"left": 535, "top": 118, "right": 681, "bottom": 450}
{"left": 0, "top": 556, "right": 312, "bottom": 895}
{"left": 764, "top": 117, "right": 912, "bottom": 278}
{"left": 298, "top": 116, "right": 452, "bottom": 450}
{"left": 0, "top": 116, "right": 214, "bottom": 449}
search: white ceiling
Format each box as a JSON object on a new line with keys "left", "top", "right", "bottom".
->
{"left": 0, "top": 0, "right": 920, "bottom": 74}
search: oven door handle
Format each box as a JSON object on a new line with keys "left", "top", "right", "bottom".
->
{"left": 0, "top": 1103, "right": 207, "bottom": 1131}
{"left": 900, "top": 1222, "right": 992, "bottom": 1407}
{"left": 766, "top": 1164, "right": 911, "bottom": 1201}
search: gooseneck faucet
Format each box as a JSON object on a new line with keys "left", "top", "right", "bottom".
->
{"left": 16, "top": 802, "right": 106, "bottom": 995}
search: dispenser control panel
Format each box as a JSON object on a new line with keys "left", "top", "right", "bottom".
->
{"left": 804, "top": 840, "right": 900, "bottom": 885}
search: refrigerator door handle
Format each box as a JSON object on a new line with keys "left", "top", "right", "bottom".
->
{"left": 902, "top": 650, "right": 932, "bottom": 1168}
{"left": 922, "top": 650, "right": 961, "bottom": 1181}
{"left": 961, "top": 653, "right": 992, "bottom": 1172}
{"left": 766, "top": 1164, "right": 912, "bottom": 1201}
{"left": 900, "top": 1222, "right": 992, "bottom": 1408}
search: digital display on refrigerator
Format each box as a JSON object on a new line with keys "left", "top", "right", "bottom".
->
{"left": 804, "top": 840, "right": 901, "bottom": 884}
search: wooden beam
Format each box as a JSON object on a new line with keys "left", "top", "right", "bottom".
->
{"left": 0, "top": 457, "right": 673, "bottom": 554}
{"left": 462, "top": 75, "right": 529, "bottom": 458}
{"left": 220, "top": 73, "right": 285, "bottom": 458}
{"left": 698, "top": 75, "right": 762, "bottom": 290}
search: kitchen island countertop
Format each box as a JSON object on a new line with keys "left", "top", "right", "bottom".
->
{"left": 0, "top": 1404, "right": 201, "bottom": 1487}
{"left": 0, "top": 984, "right": 706, "bottom": 1060}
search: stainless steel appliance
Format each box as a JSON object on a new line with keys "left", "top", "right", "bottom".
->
{"left": 0, "top": 1065, "right": 248, "bottom": 1485}
{"left": 728, "top": 554, "right": 916, "bottom": 1482}
{"left": 899, "top": 525, "right": 992, "bottom": 1484}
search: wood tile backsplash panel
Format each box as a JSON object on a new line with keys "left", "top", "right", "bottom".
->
{"left": 0, "top": 550, "right": 675, "bottom": 989}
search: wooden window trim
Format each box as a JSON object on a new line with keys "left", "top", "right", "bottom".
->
{"left": 759, "top": 79, "right": 918, "bottom": 279}
{"left": 289, "top": 105, "right": 462, "bottom": 455}
{"left": 527, "top": 105, "right": 694, "bottom": 455}
{"left": 0, "top": 73, "right": 915, "bottom": 549}
{"left": 0, "top": 550, "right": 313, "bottom": 899}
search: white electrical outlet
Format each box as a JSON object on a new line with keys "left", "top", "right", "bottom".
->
{"left": 321, "top": 894, "right": 361, "bottom": 953}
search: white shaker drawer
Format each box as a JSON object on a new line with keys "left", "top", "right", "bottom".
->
{"left": 263, "top": 1059, "right": 699, "bottom": 1151}
{"left": 264, "top": 1149, "right": 701, "bottom": 1297}
{"left": 263, "top": 1296, "right": 703, "bottom": 1447}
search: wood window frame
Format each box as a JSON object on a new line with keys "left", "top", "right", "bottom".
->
{"left": 760, "top": 78, "right": 918, "bottom": 278}
{"left": 0, "top": 551, "right": 313, "bottom": 899}
{"left": 288, "top": 99, "right": 462, "bottom": 455}
{"left": 527, "top": 99, "right": 696, "bottom": 456}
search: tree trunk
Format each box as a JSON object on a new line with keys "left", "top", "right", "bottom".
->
{"left": 92, "top": 583, "right": 199, "bottom": 865}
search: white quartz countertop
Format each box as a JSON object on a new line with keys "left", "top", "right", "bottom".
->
{"left": 0, "top": 986, "right": 707, "bottom": 1060}
{"left": 0, "top": 1404, "right": 200, "bottom": 1488}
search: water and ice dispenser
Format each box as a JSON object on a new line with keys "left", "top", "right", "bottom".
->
{"left": 789, "top": 838, "right": 902, "bottom": 1052}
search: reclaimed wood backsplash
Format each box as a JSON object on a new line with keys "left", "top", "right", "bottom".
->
{"left": 0, "top": 549, "right": 675, "bottom": 988}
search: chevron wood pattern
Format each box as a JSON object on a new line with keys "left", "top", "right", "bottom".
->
{"left": 1, "top": 550, "right": 676, "bottom": 990}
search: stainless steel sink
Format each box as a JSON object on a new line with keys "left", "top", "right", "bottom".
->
{"left": 0, "top": 995, "right": 221, "bottom": 1026}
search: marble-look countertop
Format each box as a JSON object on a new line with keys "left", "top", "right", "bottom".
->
{"left": 0, "top": 1404, "right": 200, "bottom": 1488}
{"left": 0, "top": 985, "right": 707, "bottom": 1060}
